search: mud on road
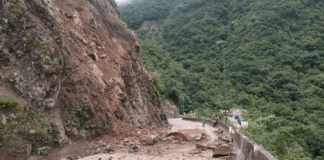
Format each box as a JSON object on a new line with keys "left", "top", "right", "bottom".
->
{"left": 80, "top": 118, "right": 235, "bottom": 160}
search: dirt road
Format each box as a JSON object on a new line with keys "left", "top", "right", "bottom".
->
{"left": 80, "top": 118, "right": 221, "bottom": 160}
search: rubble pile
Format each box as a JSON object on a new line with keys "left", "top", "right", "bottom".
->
{"left": 87, "top": 127, "right": 207, "bottom": 156}
{"left": 192, "top": 128, "right": 235, "bottom": 159}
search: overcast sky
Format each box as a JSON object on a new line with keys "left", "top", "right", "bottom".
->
{"left": 115, "top": 0, "right": 129, "bottom": 5}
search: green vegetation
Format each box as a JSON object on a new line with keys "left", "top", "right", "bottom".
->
{"left": 0, "top": 95, "right": 56, "bottom": 153}
{"left": 79, "top": 130, "right": 87, "bottom": 140}
{"left": 37, "top": 146, "right": 51, "bottom": 155}
{"left": 26, "top": 32, "right": 59, "bottom": 73}
{"left": 0, "top": 95, "right": 19, "bottom": 108}
{"left": 119, "top": 0, "right": 183, "bottom": 29}
{"left": 9, "top": 0, "right": 26, "bottom": 19}
{"left": 120, "top": 0, "right": 324, "bottom": 159}
{"left": 69, "top": 98, "right": 90, "bottom": 120}
{"left": 2, "top": 23, "right": 9, "bottom": 31}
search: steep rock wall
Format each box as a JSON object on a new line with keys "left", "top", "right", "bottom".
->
{"left": 0, "top": 0, "right": 163, "bottom": 158}
{"left": 163, "top": 99, "right": 180, "bottom": 118}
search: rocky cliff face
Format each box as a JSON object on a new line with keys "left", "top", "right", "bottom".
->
{"left": 0, "top": 0, "right": 163, "bottom": 159}
{"left": 164, "top": 100, "right": 180, "bottom": 118}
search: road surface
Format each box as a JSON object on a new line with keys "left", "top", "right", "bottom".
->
{"left": 80, "top": 118, "right": 221, "bottom": 160}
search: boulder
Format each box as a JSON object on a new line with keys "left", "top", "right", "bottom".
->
{"left": 159, "top": 135, "right": 165, "bottom": 140}
{"left": 207, "top": 142, "right": 217, "bottom": 149}
{"left": 117, "top": 145, "right": 123, "bottom": 149}
{"left": 195, "top": 143, "right": 208, "bottom": 149}
{"left": 213, "top": 144, "right": 233, "bottom": 157}
{"left": 166, "top": 132, "right": 188, "bottom": 141}
{"left": 221, "top": 135, "right": 227, "bottom": 141}
{"left": 226, "top": 137, "right": 233, "bottom": 143}
{"left": 128, "top": 144, "right": 140, "bottom": 153}
{"left": 219, "top": 141, "right": 227, "bottom": 145}
{"left": 105, "top": 147, "right": 114, "bottom": 153}
{"left": 166, "top": 135, "right": 175, "bottom": 141}
{"left": 141, "top": 135, "right": 156, "bottom": 145}
{"left": 174, "top": 129, "right": 204, "bottom": 141}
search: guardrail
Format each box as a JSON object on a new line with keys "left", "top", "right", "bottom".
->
{"left": 182, "top": 117, "right": 277, "bottom": 160}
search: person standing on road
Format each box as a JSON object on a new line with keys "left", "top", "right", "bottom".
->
{"left": 202, "top": 114, "right": 205, "bottom": 127}
{"left": 213, "top": 115, "right": 219, "bottom": 127}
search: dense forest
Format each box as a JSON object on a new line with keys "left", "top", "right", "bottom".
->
{"left": 119, "top": 0, "right": 324, "bottom": 159}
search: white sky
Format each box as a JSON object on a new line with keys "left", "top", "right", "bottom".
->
{"left": 115, "top": 0, "right": 128, "bottom": 5}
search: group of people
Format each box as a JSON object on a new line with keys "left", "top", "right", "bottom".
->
{"left": 201, "top": 114, "right": 219, "bottom": 127}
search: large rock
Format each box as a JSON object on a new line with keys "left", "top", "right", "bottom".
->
{"left": 141, "top": 135, "right": 156, "bottom": 145}
{"left": 128, "top": 144, "right": 140, "bottom": 153}
{"left": 166, "top": 132, "right": 188, "bottom": 141}
{"left": 195, "top": 143, "right": 208, "bottom": 149}
{"left": 207, "top": 142, "right": 217, "bottom": 149}
{"left": 178, "top": 129, "right": 204, "bottom": 141}
{"left": 213, "top": 144, "right": 233, "bottom": 157}
{"left": 219, "top": 141, "right": 227, "bottom": 145}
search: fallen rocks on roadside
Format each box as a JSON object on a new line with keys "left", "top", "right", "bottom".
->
{"left": 213, "top": 144, "right": 233, "bottom": 157}
{"left": 166, "top": 132, "right": 188, "bottom": 141}
{"left": 189, "top": 149, "right": 202, "bottom": 154}
{"left": 105, "top": 147, "right": 114, "bottom": 153}
{"left": 92, "top": 148, "right": 101, "bottom": 154}
{"left": 163, "top": 135, "right": 175, "bottom": 142}
{"left": 140, "top": 135, "right": 156, "bottom": 145}
{"left": 207, "top": 142, "right": 217, "bottom": 149}
{"left": 195, "top": 143, "right": 208, "bottom": 149}
{"left": 171, "top": 140, "right": 179, "bottom": 144}
{"left": 66, "top": 156, "right": 73, "bottom": 160}
{"left": 128, "top": 144, "right": 140, "bottom": 153}
{"left": 221, "top": 135, "right": 227, "bottom": 141}
{"left": 117, "top": 145, "right": 123, "bottom": 149}
{"left": 219, "top": 141, "right": 227, "bottom": 145}
{"left": 159, "top": 135, "right": 165, "bottom": 140}
{"left": 226, "top": 137, "right": 233, "bottom": 143}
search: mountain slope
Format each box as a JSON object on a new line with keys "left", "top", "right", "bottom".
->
{"left": 120, "top": 0, "right": 324, "bottom": 159}
{"left": 0, "top": 0, "right": 163, "bottom": 159}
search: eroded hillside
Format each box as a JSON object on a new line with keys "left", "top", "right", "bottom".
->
{"left": 0, "top": 0, "right": 163, "bottom": 159}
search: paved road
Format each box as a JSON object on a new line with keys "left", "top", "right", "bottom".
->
{"left": 168, "top": 118, "right": 205, "bottom": 132}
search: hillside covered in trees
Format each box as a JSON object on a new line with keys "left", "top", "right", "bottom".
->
{"left": 119, "top": 0, "right": 324, "bottom": 159}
